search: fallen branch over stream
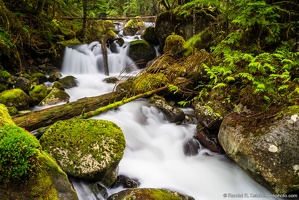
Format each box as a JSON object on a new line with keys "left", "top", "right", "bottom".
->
{"left": 12, "top": 86, "right": 168, "bottom": 131}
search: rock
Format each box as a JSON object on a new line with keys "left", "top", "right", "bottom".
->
{"left": 29, "top": 84, "right": 50, "bottom": 105}
{"left": 103, "top": 77, "right": 119, "bottom": 84}
{"left": 0, "top": 103, "right": 15, "bottom": 126}
{"left": 107, "top": 188, "right": 195, "bottom": 200}
{"left": 195, "top": 125, "right": 224, "bottom": 153}
{"left": 150, "top": 95, "right": 185, "bottom": 123}
{"left": 48, "top": 71, "right": 62, "bottom": 82}
{"left": 0, "top": 70, "right": 11, "bottom": 83}
{"left": 14, "top": 77, "right": 31, "bottom": 93}
{"left": 123, "top": 18, "right": 145, "bottom": 36}
{"left": 0, "top": 88, "right": 31, "bottom": 110}
{"left": 131, "top": 73, "right": 168, "bottom": 94}
{"left": 39, "top": 119, "right": 126, "bottom": 184}
{"left": 142, "top": 26, "right": 159, "bottom": 45}
{"left": 128, "top": 39, "right": 156, "bottom": 68}
{"left": 163, "top": 34, "right": 191, "bottom": 57}
{"left": 218, "top": 105, "right": 299, "bottom": 194}
{"left": 53, "top": 81, "right": 65, "bottom": 91}
{"left": 183, "top": 137, "right": 200, "bottom": 156}
{"left": 111, "top": 175, "right": 140, "bottom": 189}
{"left": 58, "top": 75, "right": 77, "bottom": 89}
{"left": 39, "top": 87, "right": 70, "bottom": 106}
{"left": 31, "top": 72, "right": 48, "bottom": 84}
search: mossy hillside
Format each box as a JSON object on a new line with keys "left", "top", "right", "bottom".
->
{"left": 0, "top": 88, "right": 31, "bottom": 109}
{"left": 132, "top": 73, "right": 169, "bottom": 94}
{"left": 0, "top": 103, "right": 15, "bottom": 126}
{"left": 40, "top": 119, "right": 126, "bottom": 181}
{"left": 0, "top": 124, "right": 41, "bottom": 183}
{"left": 107, "top": 188, "right": 194, "bottom": 200}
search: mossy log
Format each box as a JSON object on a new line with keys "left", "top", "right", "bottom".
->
{"left": 12, "top": 91, "right": 127, "bottom": 131}
{"left": 12, "top": 86, "right": 168, "bottom": 131}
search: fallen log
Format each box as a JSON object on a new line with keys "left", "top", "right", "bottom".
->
{"left": 12, "top": 86, "right": 168, "bottom": 131}
{"left": 12, "top": 91, "right": 127, "bottom": 131}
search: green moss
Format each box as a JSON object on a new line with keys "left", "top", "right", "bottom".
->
{"left": 0, "top": 70, "right": 11, "bottom": 80}
{"left": 164, "top": 34, "right": 192, "bottom": 57}
{"left": 0, "top": 124, "right": 41, "bottom": 183}
{"left": 29, "top": 84, "right": 49, "bottom": 104}
{"left": 0, "top": 88, "right": 31, "bottom": 109}
{"left": 0, "top": 103, "right": 15, "bottom": 126}
{"left": 39, "top": 119, "right": 126, "bottom": 181}
{"left": 132, "top": 73, "right": 169, "bottom": 93}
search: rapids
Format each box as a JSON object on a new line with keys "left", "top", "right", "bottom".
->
{"left": 60, "top": 38, "right": 278, "bottom": 200}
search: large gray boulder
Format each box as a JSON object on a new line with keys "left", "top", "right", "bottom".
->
{"left": 218, "top": 105, "right": 299, "bottom": 194}
{"left": 40, "top": 119, "right": 126, "bottom": 186}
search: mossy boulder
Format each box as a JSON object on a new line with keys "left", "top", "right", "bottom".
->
{"left": 48, "top": 71, "right": 62, "bottom": 82}
{"left": 107, "top": 188, "right": 195, "bottom": 200}
{"left": 0, "top": 88, "right": 31, "bottom": 110}
{"left": 128, "top": 40, "right": 156, "bottom": 68}
{"left": 132, "top": 73, "right": 169, "bottom": 94}
{"left": 29, "top": 84, "right": 50, "bottom": 105}
{"left": 31, "top": 72, "right": 48, "bottom": 84}
{"left": 163, "top": 35, "right": 191, "bottom": 57}
{"left": 58, "top": 75, "right": 77, "bottom": 89}
{"left": 150, "top": 95, "right": 185, "bottom": 123}
{"left": 218, "top": 105, "right": 299, "bottom": 194}
{"left": 0, "top": 70, "right": 11, "bottom": 83}
{"left": 39, "top": 119, "right": 126, "bottom": 184}
{"left": 123, "top": 18, "right": 145, "bottom": 36}
{"left": 142, "top": 26, "right": 159, "bottom": 45}
{"left": 0, "top": 104, "right": 15, "bottom": 126}
{"left": 39, "top": 87, "right": 70, "bottom": 106}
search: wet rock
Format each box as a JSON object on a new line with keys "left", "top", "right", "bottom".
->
{"left": 103, "top": 77, "right": 119, "bottom": 84}
{"left": 150, "top": 95, "right": 185, "bottom": 123}
{"left": 123, "top": 18, "right": 145, "bottom": 36}
{"left": 183, "top": 137, "right": 200, "bottom": 156}
{"left": 48, "top": 71, "right": 62, "bottom": 82}
{"left": 128, "top": 39, "right": 156, "bottom": 68}
{"left": 195, "top": 126, "right": 224, "bottom": 153}
{"left": 0, "top": 88, "right": 31, "bottom": 110}
{"left": 13, "top": 77, "right": 31, "bottom": 93}
{"left": 142, "top": 26, "right": 159, "bottom": 45}
{"left": 218, "top": 105, "right": 299, "bottom": 194}
{"left": 58, "top": 75, "right": 77, "bottom": 89}
{"left": 39, "top": 87, "right": 69, "bottom": 106}
{"left": 29, "top": 84, "right": 50, "bottom": 105}
{"left": 131, "top": 73, "right": 168, "bottom": 94}
{"left": 111, "top": 175, "right": 140, "bottom": 189}
{"left": 40, "top": 119, "right": 126, "bottom": 183}
{"left": 107, "top": 188, "right": 195, "bottom": 200}
{"left": 31, "top": 72, "right": 48, "bottom": 84}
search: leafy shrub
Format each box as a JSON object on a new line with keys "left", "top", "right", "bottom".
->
{"left": 0, "top": 124, "right": 41, "bottom": 183}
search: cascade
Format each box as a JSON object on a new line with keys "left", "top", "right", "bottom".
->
{"left": 58, "top": 34, "right": 278, "bottom": 200}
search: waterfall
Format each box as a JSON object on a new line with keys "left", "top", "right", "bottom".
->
{"left": 59, "top": 35, "right": 278, "bottom": 200}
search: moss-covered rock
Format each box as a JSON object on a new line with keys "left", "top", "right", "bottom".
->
{"left": 0, "top": 88, "right": 31, "bottom": 110}
{"left": 142, "top": 26, "right": 159, "bottom": 45}
{"left": 48, "top": 71, "right": 62, "bottom": 82}
{"left": 58, "top": 75, "right": 77, "bottom": 89}
{"left": 39, "top": 119, "right": 126, "bottom": 184}
{"left": 31, "top": 72, "right": 48, "bottom": 84}
{"left": 0, "top": 70, "right": 11, "bottom": 83}
{"left": 0, "top": 150, "right": 79, "bottom": 200}
{"left": 107, "top": 188, "right": 195, "bottom": 200}
{"left": 163, "top": 34, "right": 191, "bottom": 57}
{"left": 218, "top": 105, "right": 299, "bottom": 194}
{"left": 29, "top": 84, "right": 50, "bottom": 105}
{"left": 132, "top": 73, "right": 169, "bottom": 94}
{"left": 123, "top": 18, "right": 145, "bottom": 36}
{"left": 0, "top": 103, "right": 15, "bottom": 126}
{"left": 128, "top": 39, "right": 156, "bottom": 68}
{"left": 39, "top": 87, "right": 70, "bottom": 106}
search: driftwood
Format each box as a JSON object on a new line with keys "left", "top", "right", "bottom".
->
{"left": 12, "top": 86, "right": 168, "bottom": 132}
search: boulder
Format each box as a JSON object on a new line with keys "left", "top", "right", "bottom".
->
{"left": 0, "top": 103, "right": 15, "bottom": 126}
{"left": 128, "top": 39, "right": 156, "bottom": 68}
{"left": 218, "top": 105, "right": 299, "bottom": 194}
{"left": 0, "top": 88, "right": 31, "bottom": 110}
{"left": 31, "top": 72, "right": 48, "bottom": 84}
{"left": 14, "top": 77, "right": 31, "bottom": 93}
{"left": 163, "top": 35, "right": 191, "bottom": 57}
{"left": 142, "top": 26, "right": 159, "bottom": 45}
{"left": 39, "top": 119, "right": 126, "bottom": 184}
{"left": 123, "top": 18, "right": 145, "bottom": 36}
{"left": 107, "top": 188, "right": 195, "bottom": 200}
{"left": 39, "top": 87, "right": 70, "bottom": 106}
{"left": 29, "top": 84, "right": 50, "bottom": 105}
{"left": 48, "top": 71, "right": 62, "bottom": 82}
{"left": 58, "top": 75, "right": 77, "bottom": 89}
{"left": 131, "top": 73, "right": 168, "bottom": 94}
{"left": 150, "top": 95, "right": 185, "bottom": 123}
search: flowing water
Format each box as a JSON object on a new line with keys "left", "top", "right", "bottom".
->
{"left": 60, "top": 39, "right": 278, "bottom": 200}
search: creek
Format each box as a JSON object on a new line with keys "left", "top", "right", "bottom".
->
{"left": 59, "top": 36, "right": 277, "bottom": 200}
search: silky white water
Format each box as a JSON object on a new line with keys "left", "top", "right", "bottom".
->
{"left": 60, "top": 41, "right": 278, "bottom": 200}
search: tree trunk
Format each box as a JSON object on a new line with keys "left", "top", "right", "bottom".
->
{"left": 13, "top": 91, "right": 127, "bottom": 131}
{"left": 101, "top": 38, "right": 109, "bottom": 76}
{"left": 82, "top": 0, "right": 88, "bottom": 39}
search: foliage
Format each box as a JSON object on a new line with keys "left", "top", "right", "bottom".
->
{"left": 0, "top": 124, "right": 41, "bottom": 183}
